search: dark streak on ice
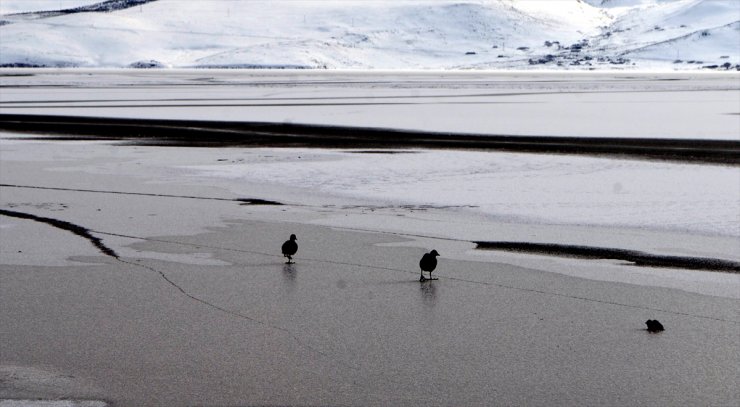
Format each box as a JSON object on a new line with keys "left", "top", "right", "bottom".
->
{"left": 0, "top": 209, "right": 119, "bottom": 258}
{"left": 1, "top": 114, "right": 737, "bottom": 164}
{"left": 235, "top": 198, "right": 283, "bottom": 206}
{"left": 348, "top": 150, "right": 419, "bottom": 154}
{"left": 475, "top": 241, "right": 740, "bottom": 273}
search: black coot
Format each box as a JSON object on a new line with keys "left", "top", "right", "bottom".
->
{"left": 645, "top": 319, "right": 664, "bottom": 332}
{"left": 419, "top": 250, "right": 440, "bottom": 281}
{"left": 282, "top": 234, "right": 298, "bottom": 264}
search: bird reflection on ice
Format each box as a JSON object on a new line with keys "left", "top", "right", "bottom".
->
{"left": 419, "top": 280, "right": 437, "bottom": 307}
{"left": 282, "top": 263, "right": 297, "bottom": 284}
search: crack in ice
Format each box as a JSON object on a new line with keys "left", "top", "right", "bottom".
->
{"left": 0, "top": 209, "right": 339, "bottom": 367}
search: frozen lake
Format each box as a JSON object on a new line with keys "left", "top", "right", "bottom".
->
{"left": 1, "top": 69, "right": 738, "bottom": 239}
{"left": 1, "top": 70, "right": 739, "bottom": 406}
{"left": 1, "top": 69, "right": 739, "bottom": 139}
{"left": 1, "top": 70, "right": 738, "bottom": 264}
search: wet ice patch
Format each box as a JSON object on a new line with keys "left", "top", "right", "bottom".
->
{"left": 117, "top": 249, "right": 231, "bottom": 267}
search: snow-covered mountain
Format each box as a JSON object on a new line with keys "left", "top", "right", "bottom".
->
{"left": 1, "top": 0, "right": 738, "bottom": 70}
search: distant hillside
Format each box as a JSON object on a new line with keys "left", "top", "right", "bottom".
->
{"left": 1, "top": 0, "right": 738, "bottom": 70}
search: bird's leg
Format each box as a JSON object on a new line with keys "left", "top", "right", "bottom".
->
{"left": 419, "top": 269, "right": 426, "bottom": 282}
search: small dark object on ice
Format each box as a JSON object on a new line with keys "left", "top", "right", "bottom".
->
{"left": 646, "top": 319, "right": 664, "bottom": 332}
{"left": 282, "top": 234, "right": 298, "bottom": 264}
{"left": 419, "top": 250, "right": 440, "bottom": 282}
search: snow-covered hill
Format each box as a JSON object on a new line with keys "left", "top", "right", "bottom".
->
{"left": 1, "top": 0, "right": 738, "bottom": 70}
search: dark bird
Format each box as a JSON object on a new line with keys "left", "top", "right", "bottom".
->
{"left": 281, "top": 234, "right": 298, "bottom": 264}
{"left": 419, "top": 250, "right": 440, "bottom": 282}
{"left": 645, "top": 319, "right": 664, "bottom": 332}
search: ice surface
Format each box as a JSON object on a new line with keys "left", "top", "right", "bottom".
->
{"left": 186, "top": 148, "right": 740, "bottom": 238}
{"left": 1, "top": 71, "right": 738, "bottom": 295}
{"left": 2, "top": 70, "right": 739, "bottom": 140}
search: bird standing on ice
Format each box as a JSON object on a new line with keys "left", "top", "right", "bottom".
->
{"left": 419, "top": 250, "right": 440, "bottom": 282}
{"left": 645, "top": 319, "right": 664, "bottom": 332}
{"left": 282, "top": 234, "right": 298, "bottom": 264}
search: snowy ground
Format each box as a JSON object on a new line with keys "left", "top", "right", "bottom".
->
{"left": 0, "top": 1, "right": 102, "bottom": 14}
{"left": 1, "top": 0, "right": 738, "bottom": 70}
